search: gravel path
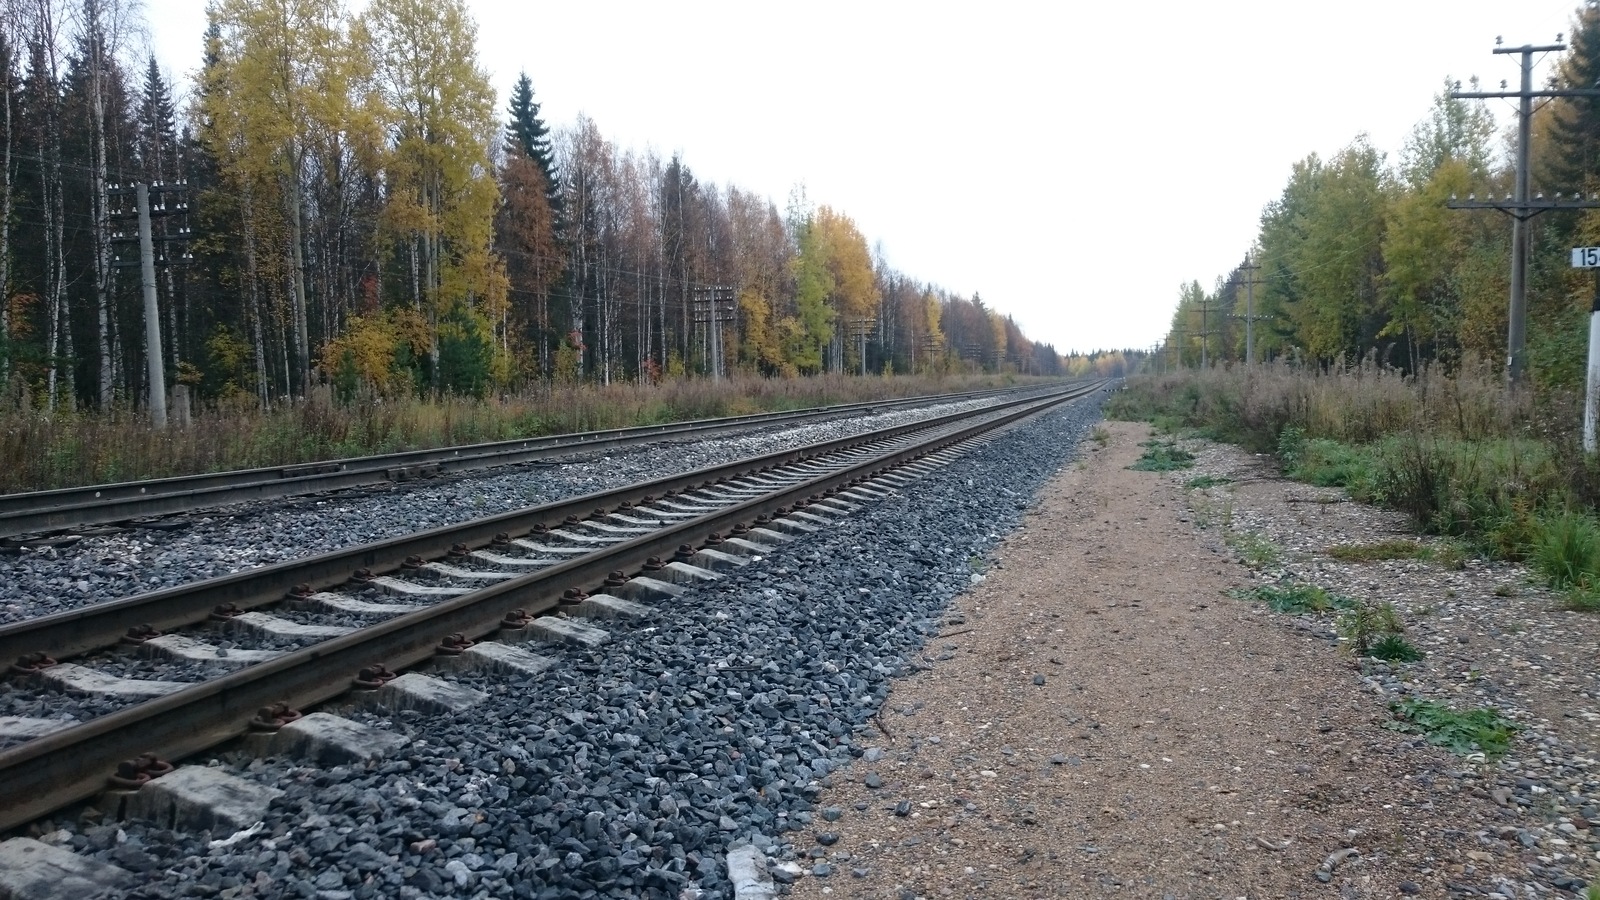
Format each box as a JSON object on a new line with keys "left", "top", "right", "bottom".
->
{"left": 784, "top": 422, "right": 1597, "bottom": 899}
{"left": 16, "top": 391, "right": 1110, "bottom": 899}
{"left": 0, "top": 395, "right": 1008, "bottom": 626}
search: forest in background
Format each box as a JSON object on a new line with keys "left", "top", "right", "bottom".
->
{"left": 1160, "top": 4, "right": 1600, "bottom": 393}
{"left": 0, "top": 0, "right": 1134, "bottom": 418}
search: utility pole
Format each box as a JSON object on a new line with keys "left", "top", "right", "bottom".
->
{"left": 1450, "top": 37, "right": 1600, "bottom": 386}
{"left": 110, "top": 181, "right": 191, "bottom": 428}
{"left": 691, "top": 286, "right": 736, "bottom": 381}
{"left": 1228, "top": 257, "right": 1268, "bottom": 366}
{"left": 1195, "top": 298, "right": 1219, "bottom": 368}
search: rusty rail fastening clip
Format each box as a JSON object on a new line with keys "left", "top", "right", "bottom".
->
{"left": 10, "top": 651, "right": 57, "bottom": 675}
{"left": 121, "top": 623, "right": 162, "bottom": 645}
{"left": 108, "top": 753, "right": 173, "bottom": 789}
{"left": 353, "top": 664, "right": 396, "bottom": 690}
{"left": 436, "top": 633, "right": 474, "bottom": 655}
{"left": 247, "top": 702, "right": 303, "bottom": 732}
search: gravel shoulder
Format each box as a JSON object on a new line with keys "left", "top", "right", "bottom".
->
{"left": 783, "top": 421, "right": 1596, "bottom": 899}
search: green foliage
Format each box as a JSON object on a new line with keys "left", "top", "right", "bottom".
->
{"left": 1184, "top": 474, "right": 1233, "bottom": 489}
{"left": 1129, "top": 441, "right": 1195, "bottom": 471}
{"left": 1531, "top": 511, "right": 1600, "bottom": 590}
{"left": 1327, "top": 540, "right": 1424, "bottom": 562}
{"left": 1228, "top": 583, "right": 1348, "bottom": 614}
{"left": 1337, "top": 600, "right": 1406, "bottom": 656}
{"left": 1369, "top": 634, "right": 1424, "bottom": 663}
{"left": 1225, "top": 530, "right": 1280, "bottom": 569}
{"left": 1386, "top": 698, "right": 1517, "bottom": 759}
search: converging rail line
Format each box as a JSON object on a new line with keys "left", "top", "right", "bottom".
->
{"left": 0, "top": 384, "right": 1064, "bottom": 540}
{"left": 0, "top": 381, "right": 1101, "bottom": 843}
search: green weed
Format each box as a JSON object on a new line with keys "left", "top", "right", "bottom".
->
{"left": 1386, "top": 698, "right": 1518, "bottom": 759}
{"left": 1225, "top": 530, "right": 1280, "bottom": 569}
{"left": 1185, "top": 474, "right": 1234, "bottom": 489}
{"left": 1531, "top": 511, "right": 1600, "bottom": 590}
{"left": 1090, "top": 425, "right": 1111, "bottom": 447}
{"left": 1130, "top": 441, "right": 1196, "bottom": 472}
{"left": 1337, "top": 600, "right": 1406, "bottom": 656}
{"left": 1369, "top": 633, "right": 1424, "bottom": 663}
{"left": 1228, "top": 583, "right": 1348, "bottom": 614}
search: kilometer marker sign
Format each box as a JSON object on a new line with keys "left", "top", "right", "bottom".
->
{"left": 1581, "top": 247, "right": 1600, "bottom": 452}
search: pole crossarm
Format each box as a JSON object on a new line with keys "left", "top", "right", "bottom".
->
{"left": 1452, "top": 89, "right": 1600, "bottom": 99}
{"left": 1448, "top": 197, "right": 1600, "bottom": 221}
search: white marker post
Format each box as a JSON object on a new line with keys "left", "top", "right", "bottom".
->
{"left": 1572, "top": 246, "right": 1600, "bottom": 452}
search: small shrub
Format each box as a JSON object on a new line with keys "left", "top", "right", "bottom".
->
{"left": 1089, "top": 426, "right": 1111, "bottom": 447}
{"left": 1531, "top": 511, "right": 1600, "bottom": 590}
{"left": 1185, "top": 474, "right": 1234, "bottom": 489}
{"left": 1492, "top": 582, "right": 1517, "bottom": 598}
{"left": 1369, "top": 634, "right": 1424, "bottom": 662}
{"left": 1228, "top": 583, "right": 1348, "bottom": 614}
{"left": 1386, "top": 698, "right": 1517, "bottom": 758}
{"left": 1130, "top": 442, "right": 1196, "bottom": 472}
{"left": 1337, "top": 599, "right": 1406, "bottom": 656}
{"left": 1225, "top": 530, "right": 1280, "bottom": 569}
{"left": 1327, "top": 540, "right": 1423, "bottom": 562}
{"left": 1561, "top": 580, "right": 1600, "bottom": 613}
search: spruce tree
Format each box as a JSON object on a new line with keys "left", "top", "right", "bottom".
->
{"left": 504, "top": 72, "right": 560, "bottom": 214}
{"left": 1547, "top": 3, "right": 1600, "bottom": 191}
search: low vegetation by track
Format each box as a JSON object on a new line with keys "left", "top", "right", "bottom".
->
{"left": 1111, "top": 362, "right": 1600, "bottom": 613}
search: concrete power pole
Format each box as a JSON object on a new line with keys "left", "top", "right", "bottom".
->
{"left": 1450, "top": 38, "right": 1600, "bottom": 386}
{"left": 111, "top": 181, "right": 191, "bottom": 428}
{"left": 136, "top": 184, "right": 166, "bottom": 428}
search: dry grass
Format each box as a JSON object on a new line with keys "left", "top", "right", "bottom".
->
{"left": 0, "top": 373, "right": 1041, "bottom": 494}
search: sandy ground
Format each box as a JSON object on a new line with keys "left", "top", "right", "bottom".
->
{"left": 781, "top": 421, "right": 1529, "bottom": 900}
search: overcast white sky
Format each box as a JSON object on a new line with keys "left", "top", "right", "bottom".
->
{"left": 142, "top": 0, "right": 1579, "bottom": 354}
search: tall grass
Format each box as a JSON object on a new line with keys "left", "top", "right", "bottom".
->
{"left": 0, "top": 373, "right": 1039, "bottom": 494}
{"left": 1109, "top": 359, "right": 1600, "bottom": 570}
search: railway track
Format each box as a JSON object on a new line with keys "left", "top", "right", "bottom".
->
{"left": 0, "top": 380, "right": 1100, "bottom": 846}
{"left": 0, "top": 384, "right": 1066, "bottom": 541}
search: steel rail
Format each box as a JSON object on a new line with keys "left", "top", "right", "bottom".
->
{"left": 0, "top": 382, "right": 1095, "bottom": 833}
{"left": 0, "top": 382, "right": 1103, "bottom": 666}
{"left": 0, "top": 384, "right": 1073, "bottom": 539}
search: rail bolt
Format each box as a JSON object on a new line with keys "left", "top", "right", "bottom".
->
{"left": 248, "top": 702, "right": 303, "bottom": 732}
{"left": 402, "top": 555, "right": 425, "bottom": 570}
{"left": 121, "top": 624, "right": 161, "bottom": 645}
{"left": 108, "top": 760, "right": 150, "bottom": 790}
{"left": 603, "top": 571, "right": 628, "bottom": 588}
{"left": 210, "top": 603, "right": 243, "bottom": 621}
{"left": 500, "top": 609, "right": 533, "bottom": 629}
{"left": 351, "top": 567, "right": 376, "bottom": 583}
{"left": 560, "top": 588, "right": 588, "bottom": 606}
{"left": 618, "top": 501, "right": 635, "bottom": 511}
{"left": 353, "top": 664, "right": 396, "bottom": 690}
{"left": 491, "top": 532, "right": 512, "bottom": 548}
{"left": 563, "top": 515, "right": 582, "bottom": 527}
{"left": 136, "top": 753, "right": 174, "bottom": 778}
{"left": 730, "top": 523, "right": 750, "bottom": 536}
{"left": 10, "top": 651, "right": 57, "bottom": 675}
{"left": 589, "top": 508, "right": 609, "bottom": 521}
{"left": 436, "top": 633, "right": 473, "bottom": 656}
{"left": 642, "top": 556, "right": 665, "bottom": 571}
{"left": 286, "top": 583, "right": 314, "bottom": 601}
{"left": 704, "top": 532, "right": 724, "bottom": 546}
{"left": 529, "top": 523, "right": 550, "bottom": 536}
{"left": 674, "top": 544, "right": 697, "bottom": 562}
{"left": 448, "top": 543, "right": 470, "bottom": 559}
{"left": 754, "top": 515, "right": 772, "bottom": 526}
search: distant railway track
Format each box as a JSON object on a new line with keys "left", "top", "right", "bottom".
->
{"left": 0, "top": 384, "right": 1068, "bottom": 541}
{"left": 0, "top": 380, "right": 1103, "bottom": 835}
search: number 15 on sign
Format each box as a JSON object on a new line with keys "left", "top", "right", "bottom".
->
{"left": 1573, "top": 247, "right": 1600, "bottom": 268}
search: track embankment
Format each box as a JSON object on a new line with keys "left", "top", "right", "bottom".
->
{"left": 784, "top": 421, "right": 1531, "bottom": 900}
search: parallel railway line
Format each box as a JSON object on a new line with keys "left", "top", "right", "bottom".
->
{"left": 0, "top": 384, "right": 1058, "bottom": 540}
{"left": 0, "top": 381, "right": 1103, "bottom": 837}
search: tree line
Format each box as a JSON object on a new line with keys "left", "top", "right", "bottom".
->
{"left": 0, "top": 0, "right": 1069, "bottom": 413}
{"left": 1162, "top": 3, "right": 1600, "bottom": 392}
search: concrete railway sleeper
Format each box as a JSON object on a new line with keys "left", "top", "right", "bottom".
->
{"left": 0, "top": 383, "right": 1099, "bottom": 888}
